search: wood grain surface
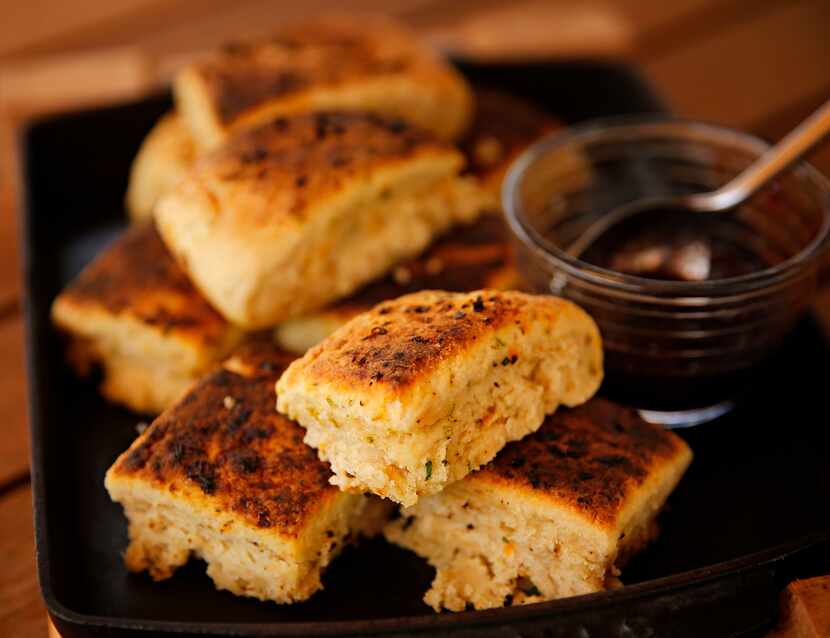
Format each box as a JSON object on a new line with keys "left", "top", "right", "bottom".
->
{"left": 1, "top": 1, "right": 828, "bottom": 635}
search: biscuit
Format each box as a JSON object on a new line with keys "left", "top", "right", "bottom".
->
{"left": 175, "top": 15, "right": 473, "bottom": 150}
{"left": 385, "top": 399, "right": 692, "bottom": 611}
{"left": 276, "top": 290, "right": 603, "bottom": 506}
{"left": 51, "top": 224, "right": 243, "bottom": 413}
{"left": 105, "top": 344, "right": 392, "bottom": 604}
{"left": 155, "top": 111, "right": 486, "bottom": 329}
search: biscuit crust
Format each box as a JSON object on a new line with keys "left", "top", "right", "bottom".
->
{"left": 473, "top": 399, "right": 690, "bottom": 528}
{"left": 280, "top": 290, "right": 598, "bottom": 396}
{"left": 54, "top": 224, "right": 229, "bottom": 348}
{"left": 175, "top": 15, "right": 473, "bottom": 149}
{"left": 51, "top": 224, "right": 242, "bottom": 413}
{"left": 108, "top": 355, "right": 334, "bottom": 537}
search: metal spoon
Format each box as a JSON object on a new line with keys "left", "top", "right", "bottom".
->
{"left": 567, "top": 99, "right": 830, "bottom": 259}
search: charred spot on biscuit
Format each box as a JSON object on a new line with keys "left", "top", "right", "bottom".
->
{"left": 229, "top": 449, "right": 262, "bottom": 474}
{"left": 186, "top": 459, "right": 218, "bottom": 494}
{"left": 226, "top": 407, "right": 253, "bottom": 433}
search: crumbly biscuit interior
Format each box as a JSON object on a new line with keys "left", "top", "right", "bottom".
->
{"left": 106, "top": 475, "right": 390, "bottom": 604}
{"left": 385, "top": 480, "right": 658, "bottom": 611}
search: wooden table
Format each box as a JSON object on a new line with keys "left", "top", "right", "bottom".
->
{"left": 1, "top": 1, "right": 829, "bottom": 636}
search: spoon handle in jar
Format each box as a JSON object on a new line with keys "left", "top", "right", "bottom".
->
{"left": 692, "top": 99, "right": 830, "bottom": 211}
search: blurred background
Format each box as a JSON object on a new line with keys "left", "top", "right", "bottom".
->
{"left": 0, "top": 1, "right": 829, "bottom": 635}
{"left": 3, "top": 0, "right": 830, "bottom": 150}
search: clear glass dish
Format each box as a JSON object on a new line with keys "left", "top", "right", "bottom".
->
{"left": 503, "top": 118, "right": 830, "bottom": 427}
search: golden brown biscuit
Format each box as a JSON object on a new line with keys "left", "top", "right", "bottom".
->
{"left": 175, "top": 15, "right": 473, "bottom": 150}
{"left": 155, "top": 111, "right": 486, "bottom": 329}
{"left": 51, "top": 224, "right": 243, "bottom": 413}
{"left": 385, "top": 399, "right": 692, "bottom": 611}
{"left": 276, "top": 290, "right": 603, "bottom": 506}
{"left": 105, "top": 344, "right": 392, "bottom": 604}
{"left": 126, "top": 112, "right": 196, "bottom": 222}
{"left": 274, "top": 213, "right": 522, "bottom": 353}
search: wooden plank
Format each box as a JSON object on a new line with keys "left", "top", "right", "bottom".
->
{"left": 0, "top": 118, "right": 22, "bottom": 309}
{"left": 422, "top": 0, "right": 774, "bottom": 60}
{"left": 0, "top": 215, "right": 20, "bottom": 311}
{"left": 128, "top": 0, "right": 440, "bottom": 55}
{"left": 0, "top": 0, "right": 747, "bottom": 64}
{"left": 1, "top": 0, "right": 770, "bottom": 65}
{"left": 0, "top": 2, "right": 636, "bottom": 116}
{"left": 416, "top": 3, "right": 633, "bottom": 61}
{"left": 604, "top": 0, "right": 754, "bottom": 38}
{"left": 0, "top": 485, "right": 45, "bottom": 638}
{"left": 620, "top": 0, "right": 782, "bottom": 58}
{"left": 1, "top": 0, "right": 436, "bottom": 62}
{"left": 0, "top": 48, "right": 156, "bottom": 115}
{"left": 0, "top": 0, "right": 163, "bottom": 60}
{"left": 643, "top": 0, "right": 830, "bottom": 130}
{"left": 0, "top": 318, "right": 30, "bottom": 488}
{"left": 106, "top": 0, "right": 633, "bottom": 64}
{"left": 0, "top": 0, "right": 325, "bottom": 62}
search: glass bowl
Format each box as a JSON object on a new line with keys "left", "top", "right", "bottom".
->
{"left": 503, "top": 118, "right": 830, "bottom": 427}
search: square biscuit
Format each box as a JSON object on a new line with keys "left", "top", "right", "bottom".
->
{"left": 105, "top": 344, "right": 392, "bottom": 604}
{"left": 274, "top": 213, "right": 522, "bottom": 354}
{"left": 154, "top": 111, "right": 486, "bottom": 329}
{"left": 126, "top": 112, "right": 195, "bottom": 222}
{"left": 276, "top": 290, "right": 603, "bottom": 506}
{"left": 51, "top": 224, "right": 244, "bottom": 414}
{"left": 385, "top": 399, "right": 692, "bottom": 611}
{"left": 175, "top": 15, "right": 473, "bottom": 150}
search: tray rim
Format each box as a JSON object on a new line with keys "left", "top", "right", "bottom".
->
{"left": 20, "top": 61, "right": 827, "bottom": 636}
{"left": 40, "top": 531, "right": 830, "bottom": 635}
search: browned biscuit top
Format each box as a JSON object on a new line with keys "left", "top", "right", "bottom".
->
{"left": 109, "top": 347, "right": 343, "bottom": 537}
{"left": 195, "top": 17, "right": 449, "bottom": 125}
{"left": 57, "top": 224, "right": 229, "bottom": 346}
{"left": 185, "top": 110, "right": 453, "bottom": 225}
{"left": 474, "top": 399, "right": 690, "bottom": 527}
{"left": 295, "top": 290, "right": 569, "bottom": 392}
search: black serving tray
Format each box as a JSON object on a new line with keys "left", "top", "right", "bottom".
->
{"left": 21, "top": 60, "right": 830, "bottom": 638}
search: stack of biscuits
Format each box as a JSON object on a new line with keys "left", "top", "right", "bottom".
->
{"left": 52, "top": 15, "right": 692, "bottom": 612}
